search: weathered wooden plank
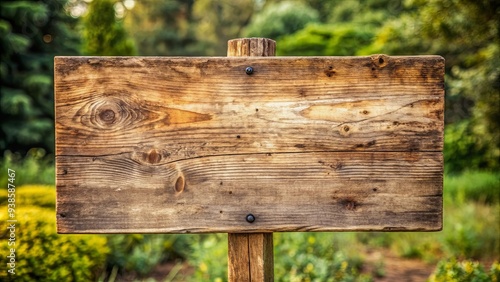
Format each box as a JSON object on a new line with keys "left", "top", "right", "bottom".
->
{"left": 54, "top": 56, "right": 444, "bottom": 164}
{"left": 55, "top": 55, "right": 444, "bottom": 234}
{"left": 56, "top": 151, "right": 442, "bottom": 233}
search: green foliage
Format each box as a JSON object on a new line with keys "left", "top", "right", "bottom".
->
{"left": 327, "top": 0, "right": 406, "bottom": 26}
{"left": 442, "top": 202, "right": 500, "bottom": 260}
{"left": 447, "top": 43, "right": 500, "bottom": 172}
{"left": 124, "top": 1, "right": 202, "bottom": 56}
{"left": 0, "top": 186, "right": 108, "bottom": 281}
{"left": 0, "top": 184, "right": 55, "bottom": 208}
{"left": 188, "top": 233, "right": 228, "bottom": 281}
{"left": 82, "top": 0, "right": 136, "bottom": 55}
{"left": 243, "top": 1, "right": 319, "bottom": 40}
{"left": 193, "top": 0, "right": 256, "bottom": 55}
{"left": 428, "top": 259, "right": 500, "bottom": 282}
{"left": 0, "top": 0, "right": 80, "bottom": 155}
{"left": 106, "top": 234, "right": 195, "bottom": 278}
{"left": 274, "top": 232, "right": 371, "bottom": 282}
{"left": 444, "top": 120, "right": 497, "bottom": 173}
{"left": 444, "top": 171, "right": 500, "bottom": 205}
{"left": 0, "top": 149, "right": 55, "bottom": 188}
{"left": 278, "top": 24, "right": 374, "bottom": 56}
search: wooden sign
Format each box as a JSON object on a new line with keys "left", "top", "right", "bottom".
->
{"left": 55, "top": 55, "right": 444, "bottom": 234}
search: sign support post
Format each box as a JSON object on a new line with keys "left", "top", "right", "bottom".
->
{"left": 227, "top": 38, "right": 275, "bottom": 282}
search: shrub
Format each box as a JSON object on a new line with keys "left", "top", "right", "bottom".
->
{"left": 442, "top": 202, "right": 500, "bottom": 260}
{"left": 0, "top": 149, "right": 55, "bottom": 187}
{"left": 243, "top": 1, "right": 319, "bottom": 40}
{"left": 187, "top": 233, "right": 228, "bottom": 281}
{"left": 105, "top": 233, "right": 195, "bottom": 278}
{"left": 444, "top": 120, "right": 498, "bottom": 174}
{"left": 0, "top": 184, "right": 55, "bottom": 208}
{"left": 274, "top": 232, "right": 371, "bottom": 282}
{"left": 0, "top": 206, "right": 108, "bottom": 281}
{"left": 428, "top": 259, "right": 500, "bottom": 282}
{"left": 444, "top": 171, "right": 500, "bottom": 205}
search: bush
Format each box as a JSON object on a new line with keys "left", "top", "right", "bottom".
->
{"left": 187, "top": 233, "right": 228, "bottom": 281}
{"left": 444, "top": 120, "right": 498, "bottom": 174}
{"left": 105, "top": 233, "right": 195, "bottom": 278}
{"left": 274, "top": 232, "right": 371, "bottom": 282}
{"left": 428, "top": 259, "right": 500, "bottom": 282}
{"left": 0, "top": 149, "right": 55, "bottom": 187}
{"left": 243, "top": 1, "right": 319, "bottom": 40}
{"left": 0, "top": 184, "right": 55, "bottom": 208}
{"left": 277, "top": 24, "right": 374, "bottom": 56}
{"left": 442, "top": 202, "right": 500, "bottom": 260}
{"left": 444, "top": 171, "right": 500, "bottom": 205}
{"left": 0, "top": 187, "right": 109, "bottom": 281}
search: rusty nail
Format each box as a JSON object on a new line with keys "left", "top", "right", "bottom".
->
{"left": 245, "top": 66, "right": 254, "bottom": 75}
{"left": 246, "top": 214, "right": 255, "bottom": 223}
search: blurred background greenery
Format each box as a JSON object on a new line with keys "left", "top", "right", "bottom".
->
{"left": 0, "top": 0, "right": 498, "bottom": 281}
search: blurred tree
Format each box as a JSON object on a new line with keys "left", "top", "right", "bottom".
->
{"left": 277, "top": 24, "right": 373, "bottom": 56}
{"left": 272, "top": 0, "right": 407, "bottom": 55}
{"left": 82, "top": 0, "right": 136, "bottom": 55}
{"left": 327, "top": 0, "right": 406, "bottom": 26}
{"left": 243, "top": 1, "right": 319, "bottom": 40}
{"left": 193, "top": 0, "right": 256, "bottom": 55}
{"left": 124, "top": 0, "right": 203, "bottom": 56}
{"left": 0, "top": 0, "right": 80, "bottom": 155}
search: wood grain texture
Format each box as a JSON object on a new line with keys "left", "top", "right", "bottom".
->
{"left": 228, "top": 233, "right": 274, "bottom": 282}
{"left": 56, "top": 151, "right": 442, "bottom": 233}
{"left": 228, "top": 233, "right": 251, "bottom": 281}
{"left": 248, "top": 233, "right": 274, "bottom": 282}
{"left": 228, "top": 38, "right": 276, "bottom": 57}
{"left": 55, "top": 56, "right": 444, "bottom": 160}
{"left": 55, "top": 55, "right": 444, "bottom": 233}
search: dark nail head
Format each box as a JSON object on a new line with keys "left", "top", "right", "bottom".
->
{"left": 246, "top": 214, "right": 255, "bottom": 223}
{"left": 245, "top": 67, "right": 254, "bottom": 75}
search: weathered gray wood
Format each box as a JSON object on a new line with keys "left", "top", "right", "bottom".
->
{"left": 55, "top": 55, "right": 444, "bottom": 234}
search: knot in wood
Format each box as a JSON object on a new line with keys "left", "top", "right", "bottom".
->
{"left": 84, "top": 96, "right": 141, "bottom": 131}
{"left": 371, "top": 54, "right": 389, "bottom": 68}
{"left": 174, "top": 176, "right": 185, "bottom": 193}
{"left": 146, "top": 149, "right": 161, "bottom": 164}
{"left": 339, "top": 124, "right": 353, "bottom": 137}
{"left": 99, "top": 109, "right": 116, "bottom": 123}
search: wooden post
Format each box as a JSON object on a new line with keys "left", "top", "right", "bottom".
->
{"left": 227, "top": 38, "right": 275, "bottom": 282}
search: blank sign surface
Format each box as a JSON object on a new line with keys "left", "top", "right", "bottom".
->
{"left": 55, "top": 56, "right": 444, "bottom": 233}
